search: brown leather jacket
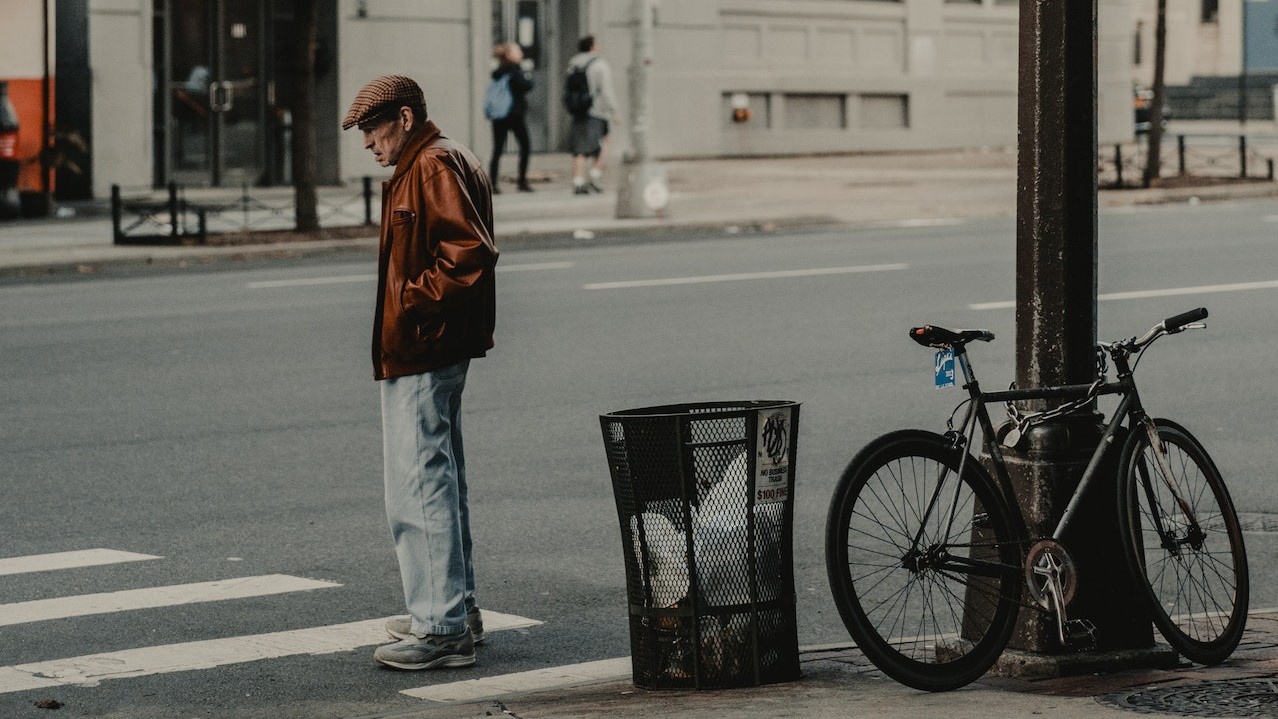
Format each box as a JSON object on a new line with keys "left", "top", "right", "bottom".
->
{"left": 372, "top": 121, "right": 498, "bottom": 380}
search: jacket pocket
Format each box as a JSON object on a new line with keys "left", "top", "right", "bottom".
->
{"left": 416, "top": 318, "right": 446, "bottom": 344}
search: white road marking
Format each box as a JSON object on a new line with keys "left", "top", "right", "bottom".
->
{"left": 970, "top": 279, "right": 1278, "bottom": 311}
{"left": 245, "top": 262, "right": 574, "bottom": 289}
{"left": 0, "top": 610, "right": 541, "bottom": 694}
{"left": 247, "top": 274, "right": 374, "bottom": 289}
{"left": 869, "top": 218, "right": 967, "bottom": 229}
{"left": 0, "top": 549, "right": 162, "bottom": 577}
{"left": 401, "top": 657, "right": 631, "bottom": 702}
{"left": 498, "top": 261, "right": 576, "bottom": 272}
{"left": 583, "top": 263, "right": 908, "bottom": 291}
{"left": 0, "top": 575, "right": 340, "bottom": 627}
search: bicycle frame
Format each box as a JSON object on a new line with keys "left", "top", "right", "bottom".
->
{"left": 904, "top": 343, "right": 1151, "bottom": 647}
{"left": 946, "top": 342, "right": 1143, "bottom": 543}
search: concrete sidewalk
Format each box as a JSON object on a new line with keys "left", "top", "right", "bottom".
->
{"left": 369, "top": 609, "right": 1278, "bottom": 719}
{"left": 1, "top": 148, "right": 1275, "bottom": 280}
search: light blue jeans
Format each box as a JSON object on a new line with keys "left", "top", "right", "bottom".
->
{"left": 380, "top": 360, "right": 476, "bottom": 638}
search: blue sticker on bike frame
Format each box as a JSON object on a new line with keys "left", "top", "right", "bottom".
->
{"left": 935, "top": 348, "right": 955, "bottom": 389}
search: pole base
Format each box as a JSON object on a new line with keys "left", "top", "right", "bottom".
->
{"left": 989, "top": 643, "right": 1180, "bottom": 680}
{"left": 615, "top": 159, "right": 669, "bottom": 220}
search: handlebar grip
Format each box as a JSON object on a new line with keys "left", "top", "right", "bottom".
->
{"left": 1163, "top": 307, "right": 1208, "bottom": 333}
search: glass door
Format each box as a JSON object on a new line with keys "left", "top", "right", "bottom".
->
{"left": 164, "top": 0, "right": 266, "bottom": 187}
{"left": 213, "top": 0, "right": 266, "bottom": 186}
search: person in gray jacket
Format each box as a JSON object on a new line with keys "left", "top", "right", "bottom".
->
{"left": 566, "top": 35, "right": 618, "bottom": 194}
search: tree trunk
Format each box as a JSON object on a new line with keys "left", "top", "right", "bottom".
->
{"left": 1143, "top": 0, "right": 1168, "bottom": 188}
{"left": 293, "top": 0, "right": 320, "bottom": 232}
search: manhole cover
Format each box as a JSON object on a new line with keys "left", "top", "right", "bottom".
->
{"left": 1101, "top": 680, "right": 1278, "bottom": 717}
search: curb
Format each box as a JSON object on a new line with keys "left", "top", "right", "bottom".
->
{"left": 0, "top": 178, "right": 1272, "bottom": 282}
{"left": 0, "top": 216, "right": 842, "bottom": 282}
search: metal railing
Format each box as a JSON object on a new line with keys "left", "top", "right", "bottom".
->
{"left": 110, "top": 183, "right": 206, "bottom": 245}
{"left": 1099, "top": 134, "right": 1276, "bottom": 188}
{"left": 111, "top": 178, "right": 380, "bottom": 245}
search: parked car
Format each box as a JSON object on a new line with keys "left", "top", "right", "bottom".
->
{"left": 1134, "top": 87, "right": 1172, "bottom": 134}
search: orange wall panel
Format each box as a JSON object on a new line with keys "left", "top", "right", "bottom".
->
{"left": 3, "top": 77, "right": 54, "bottom": 193}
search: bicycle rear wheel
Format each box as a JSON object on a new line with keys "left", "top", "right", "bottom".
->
{"left": 1117, "top": 419, "right": 1249, "bottom": 665}
{"left": 825, "top": 430, "right": 1021, "bottom": 691}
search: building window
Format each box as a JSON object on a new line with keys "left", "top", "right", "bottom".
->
{"left": 784, "top": 94, "right": 846, "bottom": 129}
{"left": 861, "top": 94, "right": 909, "bottom": 129}
{"left": 1134, "top": 20, "right": 1144, "bottom": 65}
{"left": 1202, "top": 0, "right": 1219, "bottom": 24}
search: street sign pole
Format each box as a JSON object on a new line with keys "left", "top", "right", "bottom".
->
{"left": 615, "top": 0, "right": 669, "bottom": 219}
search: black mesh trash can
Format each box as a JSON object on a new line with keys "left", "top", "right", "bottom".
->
{"left": 599, "top": 401, "right": 801, "bottom": 689}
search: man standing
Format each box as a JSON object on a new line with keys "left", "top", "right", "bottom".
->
{"left": 566, "top": 35, "right": 618, "bottom": 194}
{"left": 342, "top": 75, "right": 498, "bottom": 671}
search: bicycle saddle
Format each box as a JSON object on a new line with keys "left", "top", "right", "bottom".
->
{"left": 909, "top": 325, "right": 995, "bottom": 348}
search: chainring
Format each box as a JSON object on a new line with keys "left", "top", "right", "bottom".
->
{"left": 1024, "top": 539, "right": 1078, "bottom": 609}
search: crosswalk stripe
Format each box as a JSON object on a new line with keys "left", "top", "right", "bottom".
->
{"left": 0, "top": 549, "right": 162, "bottom": 576}
{"left": 401, "top": 657, "right": 631, "bottom": 702}
{"left": 0, "top": 611, "right": 542, "bottom": 694}
{"left": 0, "top": 619, "right": 385, "bottom": 694}
{"left": 0, "top": 575, "right": 340, "bottom": 626}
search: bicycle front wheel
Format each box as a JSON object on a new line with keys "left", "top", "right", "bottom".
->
{"left": 825, "top": 430, "right": 1021, "bottom": 692}
{"left": 1118, "top": 419, "right": 1249, "bottom": 665}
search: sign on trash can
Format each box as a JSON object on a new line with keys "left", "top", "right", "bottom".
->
{"left": 599, "top": 401, "right": 801, "bottom": 689}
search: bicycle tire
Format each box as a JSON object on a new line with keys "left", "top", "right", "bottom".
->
{"left": 1117, "top": 418, "right": 1249, "bottom": 665}
{"left": 825, "top": 430, "right": 1021, "bottom": 691}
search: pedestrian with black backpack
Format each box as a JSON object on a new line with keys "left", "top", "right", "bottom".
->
{"left": 485, "top": 42, "right": 535, "bottom": 193}
{"left": 564, "top": 35, "right": 617, "bottom": 195}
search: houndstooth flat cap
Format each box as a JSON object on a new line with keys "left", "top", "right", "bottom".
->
{"left": 342, "top": 75, "right": 426, "bottom": 130}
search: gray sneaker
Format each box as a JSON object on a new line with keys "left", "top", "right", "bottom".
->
{"left": 373, "top": 628, "right": 475, "bottom": 670}
{"left": 385, "top": 608, "right": 485, "bottom": 645}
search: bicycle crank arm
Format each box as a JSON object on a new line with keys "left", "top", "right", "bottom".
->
{"left": 1040, "top": 556, "right": 1097, "bottom": 652}
{"left": 1046, "top": 586, "right": 1097, "bottom": 651}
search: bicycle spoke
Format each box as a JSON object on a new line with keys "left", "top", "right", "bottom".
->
{"left": 826, "top": 430, "right": 1026, "bottom": 691}
{"left": 1120, "top": 422, "right": 1247, "bottom": 665}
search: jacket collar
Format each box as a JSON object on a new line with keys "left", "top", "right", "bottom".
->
{"left": 389, "top": 120, "right": 442, "bottom": 183}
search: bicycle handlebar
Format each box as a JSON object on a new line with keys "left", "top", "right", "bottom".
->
{"left": 1129, "top": 307, "right": 1208, "bottom": 348}
{"left": 1163, "top": 307, "right": 1209, "bottom": 333}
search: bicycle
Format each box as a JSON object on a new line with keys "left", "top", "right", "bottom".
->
{"left": 824, "top": 307, "right": 1249, "bottom": 692}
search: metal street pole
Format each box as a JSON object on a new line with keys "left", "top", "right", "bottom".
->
{"left": 998, "top": 0, "right": 1155, "bottom": 656}
{"left": 1239, "top": 0, "right": 1248, "bottom": 127}
{"left": 615, "top": 0, "right": 669, "bottom": 219}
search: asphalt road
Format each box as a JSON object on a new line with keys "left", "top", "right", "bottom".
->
{"left": 3, "top": 199, "right": 1277, "bottom": 718}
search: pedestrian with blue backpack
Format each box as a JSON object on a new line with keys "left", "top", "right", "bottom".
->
{"left": 485, "top": 43, "right": 534, "bottom": 193}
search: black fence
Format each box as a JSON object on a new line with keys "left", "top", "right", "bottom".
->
{"left": 111, "top": 179, "right": 379, "bottom": 245}
{"left": 1099, "top": 134, "right": 1277, "bottom": 188}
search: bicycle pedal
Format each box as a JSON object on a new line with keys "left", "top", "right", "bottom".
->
{"left": 1063, "top": 619, "right": 1097, "bottom": 652}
